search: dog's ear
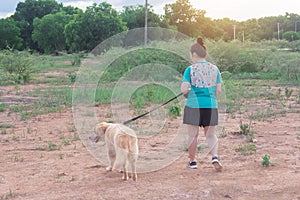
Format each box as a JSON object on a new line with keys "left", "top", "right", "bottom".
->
{"left": 98, "top": 122, "right": 109, "bottom": 133}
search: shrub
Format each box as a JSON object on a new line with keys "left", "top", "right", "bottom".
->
{"left": 262, "top": 154, "right": 271, "bottom": 167}
{"left": 168, "top": 105, "right": 181, "bottom": 118}
{"left": 0, "top": 50, "right": 33, "bottom": 84}
{"left": 282, "top": 31, "right": 300, "bottom": 42}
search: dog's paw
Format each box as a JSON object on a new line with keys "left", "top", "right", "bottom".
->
{"left": 106, "top": 166, "right": 112, "bottom": 171}
{"left": 122, "top": 175, "right": 129, "bottom": 181}
{"left": 132, "top": 174, "right": 137, "bottom": 182}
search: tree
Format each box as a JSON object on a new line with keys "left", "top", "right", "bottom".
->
{"left": 214, "top": 18, "right": 239, "bottom": 41}
{"left": 120, "top": 5, "right": 161, "bottom": 29}
{"left": 61, "top": 5, "right": 82, "bottom": 15}
{"left": 240, "top": 19, "right": 262, "bottom": 41}
{"left": 164, "top": 0, "right": 206, "bottom": 36}
{"left": 32, "top": 12, "right": 73, "bottom": 53}
{"left": 0, "top": 18, "right": 23, "bottom": 49}
{"left": 64, "top": 2, "right": 127, "bottom": 52}
{"left": 12, "top": 0, "right": 62, "bottom": 50}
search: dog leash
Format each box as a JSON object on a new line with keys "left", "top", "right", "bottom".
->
{"left": 123, "top": 92, "right": 183, "bottom": 125}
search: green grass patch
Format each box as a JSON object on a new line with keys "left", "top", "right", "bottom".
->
{"left": 0, "top": 103, "right": 6, "bottom": 112}
{"left": 235, "top": 144, "right": 257, "bottom": 155}
{"left": 0, "top": 124, "right": 14, "bottom": 128}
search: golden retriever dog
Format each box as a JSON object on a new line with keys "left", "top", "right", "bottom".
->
{"left": 90, "top": 122, "right": 138, "bottom": 181}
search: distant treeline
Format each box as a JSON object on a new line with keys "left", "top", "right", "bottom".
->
{"left": 0, "top": 0, "right": 300, "bottom": 53}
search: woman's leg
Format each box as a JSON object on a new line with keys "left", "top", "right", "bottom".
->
{"left": 204, "top": 126, "right": 222, "bottom": 171}
{"left": 204, "top": 126, "right": 218, "bottom": 157}
{"left": 187, "top": 124, "right": 199, "bottom": 162}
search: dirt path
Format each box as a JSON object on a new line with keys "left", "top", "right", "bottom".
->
{"left": 1, "top": 102, "right": 299, "bottom": 200}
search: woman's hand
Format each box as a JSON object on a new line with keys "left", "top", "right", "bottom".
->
{"left": 181, "top": 82, "right": 190, "bottom": 98}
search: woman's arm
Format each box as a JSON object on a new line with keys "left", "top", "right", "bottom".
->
{"left": 216, "top": 83, "right": 222, "bottom": 100}
{"left": 181, "top": 82, "right": 190, "bottom": 95}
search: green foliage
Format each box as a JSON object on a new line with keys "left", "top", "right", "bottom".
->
{"left": 285, "top": 87, "right": 293, "bottom": 98}
{"left": 1, "top": 128, "right": 7, "bottom": 135}
{"left": 282, "top": 31, "right": 300, "bottom": 41}
{"left": 235, "top": 144, "right": 257, "bottom": 155}
{"left": 0, "top": 124, "right": 14, "bottom": 129}
{"left": 168, "top": 105, "right": 181, "bottom": 118}
{"left": 130, "top": 84, "right": 177, "bottom": 109}
{"left": 67, "top": 72, "right": 77, "bottom": 83}
{"left": 0, "top": 0, "right": 298, "bottom": 53}
{"left": 70, "top": 54, "right": 81, "bottom": 66}
{"left": 13, "top": 0, "right": 62, "bottom": 49}
{"left": 0, "top": 103, "right": 6, "bottom": 112}
{"left": 261, "top": 154, "right": 271, "bottom": 167}
{"left": 32, "top": 12, "right": 73, "bottom": 53}
{"left": 48, "top": 141, "right": 59, "bottom": 151}
{"left": 102, "top": 48, "right": 189, "bottom": 82}
{"left": 64, "top": 2, "right": 127, "bottom": 52}
{"left": 0, "top": 18, "right": 23, "bottom": 49}
{"left": 164, "top": 0, "right": 206, "bottom": 36}
{"left": 120, "top": 5, "right": 161, "bottom": 29}
{"left": 0, "top": 50, "right": 33, "bottom": 84}
{"left": 240, "top": 123, "right": 250, "bottom": 134}
{"left": 208, "top": 40, "right": 271, "bottom": 73}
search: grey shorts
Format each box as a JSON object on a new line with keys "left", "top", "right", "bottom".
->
{"left": 183, "top": 106, "right": 218, "bottom": 127}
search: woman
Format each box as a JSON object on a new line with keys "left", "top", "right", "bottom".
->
{"left": 181, "top": 38, "right": 223, "bottom": 171}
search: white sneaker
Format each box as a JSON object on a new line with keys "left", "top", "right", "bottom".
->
{"left": 187, "top": 161, "right": 197, "bottom": 169}
{"left": 212, "top": 157, "right": 223, "bottom": 171}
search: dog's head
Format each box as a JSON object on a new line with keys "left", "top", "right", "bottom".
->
{"left": 89, "top": 122, "right": 109, "bottom": 143}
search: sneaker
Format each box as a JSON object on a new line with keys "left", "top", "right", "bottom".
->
{"left": 187, "top": 161, "right": 197, "bottom": 169}
{"left": 212, "top": 156, "right": 223, "bottom": 171}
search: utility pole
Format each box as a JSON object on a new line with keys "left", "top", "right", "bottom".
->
{"left": 242, "top": 31, "right": 245, "bottom": 43}
{"left": 144, "top": 0, "right": 148, "bottom": 46}
{"left": 295, "top": 21, "right": 300, "bottom": 32}
{"left": 233, "top": 25, "right": 236, "bottom": 40}
{"left": 277, "top": 23, "right": 280, "bottom": 40}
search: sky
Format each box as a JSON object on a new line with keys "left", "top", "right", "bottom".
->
{"left": 0, "top": 0, "right": 300, "bottom": 21}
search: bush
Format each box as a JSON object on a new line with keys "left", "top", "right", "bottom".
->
{"left": 208, "top": 40, "right": 269, "bottom": 73}
{"left": 0, "top": 50, "right": 33, "bottom": 84}
{"left": 282, "top": 31, "right": 300, "bottom": 42}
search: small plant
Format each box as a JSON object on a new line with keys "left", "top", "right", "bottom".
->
{"left": 67, "top": 72, "right": 77, "bottom": 83}
{"left": 0, "top": 50, "right": 33, "bottom": 84}
{"left": 62, "top": 139, "right": 71, "bottom": 146}
{"left": 218, "top": 127, "right": 227, "bottom": 138}
{"left": 8, "top": 188, "right": 14, "bottom": 197}
{"left": 240, "top": 123, "right": 250, "bottom": 135}
{"left": 262, "top": 154, "right": 271, "bottom": 167}
{"left": 12, "top": 135, "right": 19, "bottom": 141}
{"left": 0, "top": 103, "right": 6, "bottom": 112}
{"left": 235, "top": 144, "right": 257, "bottom": 155}
{"left": 1, "top": 128, "right": 7, "bottom": 135}
{"left": 167, "top": 105, "right": 181, "bottom": 118}
{"left": 197, "top": 143, "right": 208, "bottom": 151}
{"left": 48, "top": 141, "right": 58, "bottom": 151}
{"left": 0, "top": 124, "right": 13, "bottom": 131}
{"left": 284, "top": 87, "right": 293, "bottom": 99}
{"left": 71, "top": 54, "right": 81, "bottom": 66}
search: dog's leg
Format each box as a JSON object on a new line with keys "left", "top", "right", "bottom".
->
{"left": 122, "top": 161, "right": 129, "bottom": 181}
{"left": 106, "top": 147, "right": 116, "bottom": 171}
{"left": 131, "top": 159, "right": 137, "bottom": 181}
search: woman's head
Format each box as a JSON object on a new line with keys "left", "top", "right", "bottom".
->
{"left": 190, "top": 37, "right": 207, "bottom": 58}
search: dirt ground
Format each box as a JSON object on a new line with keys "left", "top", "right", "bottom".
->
{"left": 0, "top": 83, "right": 299, "bottom": 200}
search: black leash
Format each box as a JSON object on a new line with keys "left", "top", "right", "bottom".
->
{"left": 123, "top": 92, "right": 183, "bottom": 125}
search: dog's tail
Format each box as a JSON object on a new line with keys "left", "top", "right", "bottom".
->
{"left": 113, "top": 134, "right": 138, "bottom": 172}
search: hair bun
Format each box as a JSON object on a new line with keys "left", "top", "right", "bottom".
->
{"left": 197, "top": 37, "right": 204, "bottom": 46}
{"left": 197, "top": 37, "right": 206, "bottom": 50}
